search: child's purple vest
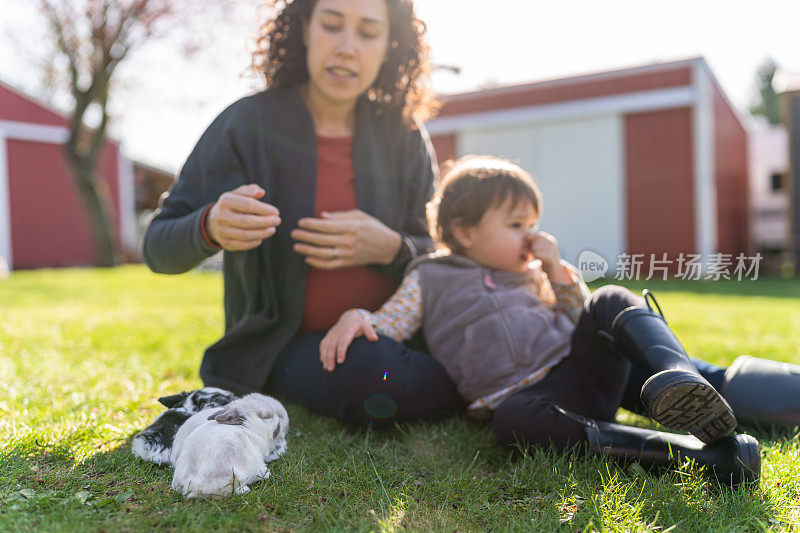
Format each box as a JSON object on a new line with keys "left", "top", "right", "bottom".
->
{"left": 410, "top": 254, "right": 575, "bottom": 403}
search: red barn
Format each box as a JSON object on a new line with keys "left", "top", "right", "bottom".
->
{"left": 426, "top": 57, "right": 750, "bottom": 277}
{"left": 0, "top": 80, "right": 136, "bottom": 269}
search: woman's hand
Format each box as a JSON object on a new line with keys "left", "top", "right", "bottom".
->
{"left": 320, "top": 310, "right": 379, "bottom": 372}
{"left": 206, "top": 184, "right": 282, "bottom": 251}
{"left": 528, "top": 230, "right": 571, "bottom": 284}
{"left": 291, "top": 210, "right": 402, "bottom": 269}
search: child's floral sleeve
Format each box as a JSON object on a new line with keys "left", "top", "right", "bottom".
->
{"left": 355, "top": 270, "right": 423, "bottom": 342}
{"left": 548, "top": 261, "right": 591, "bottom": 325}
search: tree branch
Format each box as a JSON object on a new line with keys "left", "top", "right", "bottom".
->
{"left": 38, "top": 0, "right": 80, "bottom": 90}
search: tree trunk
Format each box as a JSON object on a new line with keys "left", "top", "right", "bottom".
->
{"left": 65, "top": 153, "right": 119, "bottom": 267}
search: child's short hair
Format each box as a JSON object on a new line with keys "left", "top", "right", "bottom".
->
{"left": 428, "top": 155, "right": 542, "bottom": 253}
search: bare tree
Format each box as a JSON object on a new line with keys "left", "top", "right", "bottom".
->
{"left": 37, "top": 0, "right": 246, "bottom": 266}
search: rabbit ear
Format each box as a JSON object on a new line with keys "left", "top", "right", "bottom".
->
{"left": 158, "top": 391, "right": 190, "bottom": 408}
{"left": 258, "top": 408, "right": 276, "bottom": 420}
{"left": 207, "top": 406, "right": 245, "bottom": 426}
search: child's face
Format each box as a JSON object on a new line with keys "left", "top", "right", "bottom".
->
{"left": 454, "top": 197, "right": 539, "bottom": 273}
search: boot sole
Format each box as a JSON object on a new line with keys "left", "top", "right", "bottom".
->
{"left": 642, "top": 370, "right": 738, "bottom": 444}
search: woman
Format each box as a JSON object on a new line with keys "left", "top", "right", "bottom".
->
{"left": 143, "top": 0, "right": 463, "bottom": 427}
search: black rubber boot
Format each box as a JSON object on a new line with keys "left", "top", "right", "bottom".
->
{"left": 721, "top": 355, "right": 800, "bottom": 429}
{"left": 555, "top": 406, "right": 761, "bottom": 486}
{"left": 587, "top": 420, "right": 760, "bottom": 486}
{"left": 610, "top": 291, "right": 737, "bottom": 444}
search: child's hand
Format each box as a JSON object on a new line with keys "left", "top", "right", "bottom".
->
{"left": 320, "top": 310, "right": 379, "bottom": 372}
{"left": 528, "top": 231, "right": 570, "bottom": 283}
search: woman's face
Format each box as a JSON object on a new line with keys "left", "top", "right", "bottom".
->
{"left": 304, "top": 0, "right": 391, "bottom": 110}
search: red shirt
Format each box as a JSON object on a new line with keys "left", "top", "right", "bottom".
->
{"left": 299, "top": 136, "right": 398, "bottom": 333}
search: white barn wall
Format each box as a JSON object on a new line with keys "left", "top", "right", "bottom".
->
{"left": 117, "top": 153, "right": 137, "bottom": 251}
{"left": 692, "top": 63, "right": 718, "bottom": 260}
{"left": 458, "top": 115, "right": 625, "bottom": 268}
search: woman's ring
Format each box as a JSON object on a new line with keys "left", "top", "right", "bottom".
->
{"left": 331, "top": 247, "right": 338, "bottom": 259}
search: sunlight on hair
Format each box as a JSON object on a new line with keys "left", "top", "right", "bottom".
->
{"left": 452, "top": 156, "right": 525, "bottom": 175}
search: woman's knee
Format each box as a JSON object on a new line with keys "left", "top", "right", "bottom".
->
{"left": 324, "top": 336, "right": 462, "bottom": 426}
{"left": 346, "top": 336, "right": 456, "bottom": 387}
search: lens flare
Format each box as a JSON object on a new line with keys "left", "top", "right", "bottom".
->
{"left": 363, "top": 394, "right": 397, "bottom": 419}
{"left": 382, "top": 370, "right": 388, "bottom": 381}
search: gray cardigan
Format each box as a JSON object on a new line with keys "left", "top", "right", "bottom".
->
{"left": 143, "top": 86, "right": 438, "bottom": 395}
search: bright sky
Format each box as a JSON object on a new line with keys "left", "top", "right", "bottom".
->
{"left": 1, "top": 0, "right": 799, "bottom": 173}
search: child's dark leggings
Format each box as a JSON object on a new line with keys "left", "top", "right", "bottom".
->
{"left": 492, "top": 284, "right": 640, "bottom": 449}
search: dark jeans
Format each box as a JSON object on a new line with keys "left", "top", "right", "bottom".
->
{"left": 264, "top": 331, "right": 464, "bottom": 428}
{"left": 492, "top": 285, "right": 639, "bottom": 449}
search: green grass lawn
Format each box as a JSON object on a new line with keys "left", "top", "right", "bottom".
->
{"left": 2, "top": 266, "right": 800, "bottom": 531}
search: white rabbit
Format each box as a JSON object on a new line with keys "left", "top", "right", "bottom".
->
{"left": 170, "top": 393, "right": 289, "bottom": 498}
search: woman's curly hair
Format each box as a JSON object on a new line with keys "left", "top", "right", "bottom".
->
{"left": 251, "top": 0, "right": 439, "bottom": 123}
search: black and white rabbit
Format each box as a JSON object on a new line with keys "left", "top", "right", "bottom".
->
{"left": 131, "top": 387, "right": 237, "bottom": 465}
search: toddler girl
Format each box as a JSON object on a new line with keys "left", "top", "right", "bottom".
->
{"left": 321, "top": 155, "right": 759, "bottom": 485}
